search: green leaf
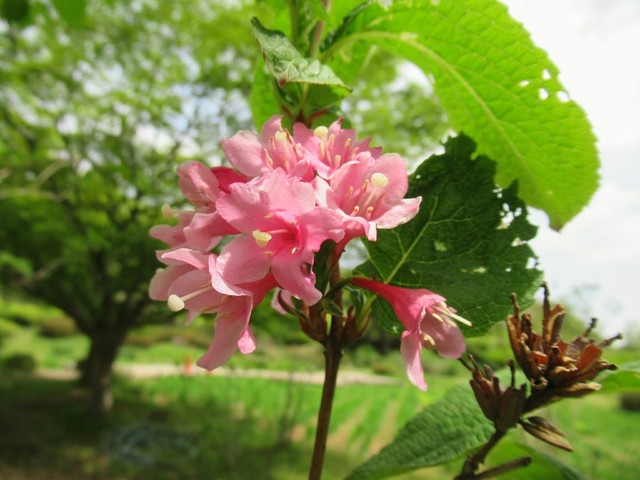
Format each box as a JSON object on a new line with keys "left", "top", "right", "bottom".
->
{"left": 251, "top": 17, "right": 351, "bottom": 109}
{"left": 355, "top": 135, "right": 542, "bottom": 337}
{"left": 346, "top": 384, "right": 494, "bottom": 480}
{"left": 322, "top": 0, "right": 598, "bottom": 230}
{"left": 486, "top": 440, "right": 586, "bottom": 480}
{"left": 308, "top": 0, "right": 333, "bottom": 27}
{"left": 51, "top": 0, "right": 86, "bottom": 27}
{"left": 1, "top": 0, "right": 30, "bottom": 24}
{"left": 598, "top": 361, "right": 640, "bottom": 392}
{"left": 249, "top": 60, "right": 282, "bottom": 128}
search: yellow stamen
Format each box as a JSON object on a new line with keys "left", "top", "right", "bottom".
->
{"left": 371, "top": 172, "right": 389, "bottom": 188}
{"left": 434, "top": 304, "right": 472, "bottom": 327}
{"left": 365, "top": 206, "right": 374, "bottom": 219}
{"left": 167, "top": 294, "right": 185, "bottom": 312}
{"left": 313, "top": 126, "right": 328, "bottom": 138}
{"left": 167, "top": 285, "right": 213, "bottom": 312}
{"left": 264, "top": 149, "right": 274, "bottom": 167}
{"left": 421, "top": 332, "right": 436, "bottom": 346}
{"left": 346, "top": 186, "right": 354, "bottom": 198}
{"left": 252, "top": 230, "right": 272, "bottom": 248}
{"left": 161, "top": 203, "right": 175, "bottom": 218}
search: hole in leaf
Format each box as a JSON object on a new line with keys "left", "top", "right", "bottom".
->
{"left": 542, "top": 69, "right": 552, "bottom": 80}
{"left": 434, "top": 240, "right": 447, "bottom": 252}
{"left": 538, "top": 88, "right": 549, "bottom": 100}
{"left": 557, "top": 91, "right": 570, "bottom": 103}
{"left": 518, "top": 80, "right": 530, "bottom": 88}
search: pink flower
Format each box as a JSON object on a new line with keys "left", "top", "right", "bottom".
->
{"left": 315, "top": 153, "right": 421, "bottom": 242}
{"left": 158, "top": 162, "right": 240, "bottom": 251}
{"left": 294, "top": 117, "right": 382, "bottom": 179}
{"left": 149, "top": 212, "right": 191, "bottom": 250}
{"left": 221, "top": 115, "right": 313, "bottom": 180}
{"left": 149, "top": 248, "right": 274, "bottom": 370}
{"left": 177, "top": 161, "right": 221, "bottom": 208}
{"left": 216, "top": 170, "right": 344, "bottom": 304}
{"left": 352, "top": 277, "right": 469, "bottom": 391}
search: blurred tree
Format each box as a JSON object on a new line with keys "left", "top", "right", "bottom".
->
{"left": 0, "top": 0, "right": 447, "bottom": 414}
{"left": 0, "top": 0, "right": 263, "bottom": 414}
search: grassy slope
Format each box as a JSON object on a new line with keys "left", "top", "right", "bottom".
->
{"left": 1, "top": 298, "right": 638, "bottom": 479}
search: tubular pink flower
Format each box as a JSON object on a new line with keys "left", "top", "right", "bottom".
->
{"left": 221, "top": 115, "right": 314, "bottom": 180}
{"left": 157, "top": 162, "right": 240, "bottom": 251}
{"left": 177, "top": 161, "right": 221, "bottom": 208}
{"left": 315, "top": 153, "right": 421, "bottom": 242}
{"left": 352, "top": 277, "right": 469, "bottom": 391}
{"left": 216, "top": 170, "right": 344, "bottom": 304}
{"left": 149, "top": 248, "right": 275, "bottom": 370}
{"left": 293, "top": 117, "right": 382, "bottom": 179}
{"left": 149, "top": 212, "right": 192, "bottom": 250}
{"left": 198, "top": 261, "right": 276, "bottom": 371}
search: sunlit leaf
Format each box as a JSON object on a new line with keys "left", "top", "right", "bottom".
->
{"left": 322, "top": 0, "right": 599, "bottom": 230}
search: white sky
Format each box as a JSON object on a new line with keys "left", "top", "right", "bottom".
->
{"left": 502, "top": 0, "right": 640, "bottom": 337}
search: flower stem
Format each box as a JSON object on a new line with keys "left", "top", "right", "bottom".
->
{"left": 309, "top": 251, "right": 344, "bottom": 480}
{"left": 456, "top": 429, "right": 506, "bottom": 479}
{"left": 308, "top": 322, "right": 343, "bottom": 480}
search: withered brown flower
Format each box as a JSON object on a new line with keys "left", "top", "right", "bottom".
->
{"left": 463, "top": 357, "right": 526, "bottom": 431}
{"left": 507, "top": 283, "right": 620, "bottom": 409}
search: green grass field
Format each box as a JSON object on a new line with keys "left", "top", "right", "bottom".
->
{"left": 1, "top": 298, "right": 639, "bottom": 479}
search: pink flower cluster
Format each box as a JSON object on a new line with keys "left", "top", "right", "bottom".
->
{"left": 149, "top": 115, "right": 466, "bottom": 389}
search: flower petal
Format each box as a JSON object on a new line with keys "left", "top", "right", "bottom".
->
{"left": 221, "top": 130, "right": 267, "bottom": 177}
{"left": 401, "top": 331, "right": 427, "bottom": 391}
{"left": 217, "top": 236, "right": 271, "bottom": 285}
{"left": 196, "top": 296, "right": 252, "bottom": 370}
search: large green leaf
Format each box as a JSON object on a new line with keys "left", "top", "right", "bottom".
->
{"left": 347, "top": 369, "right": 585, "bottom": 480}
{"left": 346, "top": 384, "right": 493, "bottom": 480}
{"left": 322, "top": 0, "right": 598, "bottom": 230}
{"left": 355, "top": 135, "right": 542, "bottom": 337}
{"left": 599, "top": 361, "right": 640, "bottom": 392}
{"left": 486, "top": 440, "right": 585, "bottom": 480}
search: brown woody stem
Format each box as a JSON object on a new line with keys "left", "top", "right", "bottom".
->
{"left": 456, "top": 429, "right": 507, "bottom": 479}
{"left": 308, "top": 326, "right": 343, "bottom": 480}
{"left": 309, "top": 252, "right": 345, "bottom": 480}
{"left": 465, "top": 456, "right": 532, "bottom": 479}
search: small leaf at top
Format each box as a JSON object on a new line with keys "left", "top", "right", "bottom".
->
{"left": 251, "top": 17, "right": 351, "bottom": 106}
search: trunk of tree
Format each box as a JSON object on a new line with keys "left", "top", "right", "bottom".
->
{"left": 79, "top": 330, "right": 125, "bottom": 416}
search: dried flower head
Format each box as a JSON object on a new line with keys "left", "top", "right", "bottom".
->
{"left": 507, "top": 283, "right": 621, "bottom": 409}
{"left": 462, "top": 357, "right": 527, "bottom": 431}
